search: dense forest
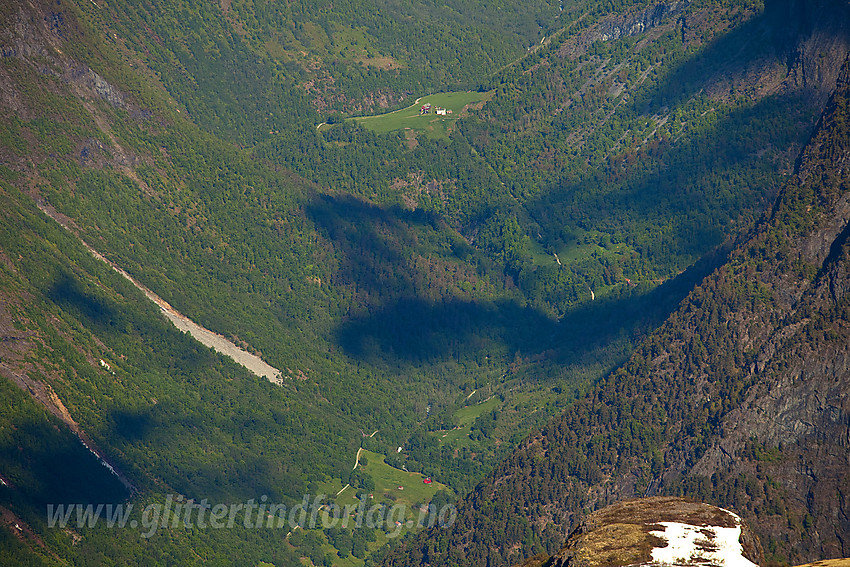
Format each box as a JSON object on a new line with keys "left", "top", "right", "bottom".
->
{"left": 1, "top": 0, "right": 848, "bottom": 565}
{"left": 381, "top": 27, "right": 850, "bottom": 567}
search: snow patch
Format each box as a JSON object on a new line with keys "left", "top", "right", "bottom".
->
{"left": 649, "top": 518, "right": 758, "bottom": 567}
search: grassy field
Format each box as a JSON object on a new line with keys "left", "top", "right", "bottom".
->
{"left": 358, "top": 449, "right": 449, "bottom": 505}
{"left": 302, "top": 449, "right": 451, "bottom": 566}
{"left": 438, "top": 396, "right": 501, "bottom": 446}
{"left": 315, "top": 449, "right": 448, "bottom": 505}
{"left": 342, "top": 91, "right": 492, "bottom": 139}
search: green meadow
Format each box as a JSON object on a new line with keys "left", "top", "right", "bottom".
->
{"left": 345, "top": 91, "right": 492, "bottom": 138}
{"left": 306, "top": 449, "right": 451, "bottom": 566}
{"left": 358, "top": 449, "right": 449, "bottom": 505}
{"left": 438, "top": 396, "right": 501, "bottom": 447}
{"left": 317, "top": 449, "right": 449, "bottom": 508}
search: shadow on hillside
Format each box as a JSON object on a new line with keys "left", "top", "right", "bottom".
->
{"left": 306, "top": 193, "right": 447, "bottom": 297}
{"left": 306, "top": 194, "right": 557, "bottom": 363}
{"left": 103, "top": 401, "right": 306, "bottom": 503}
{"left": 334, "top": 244, "right": 728, "bottom": 369}
{"left": 0, "top": 420, "right": 128, "bottom": 507}
{"left": 46, "top": 271, "right": 117, "bottom": 329}
{"left": 333, "top": 241, "right": 729, "bottom": 367}
{"left": 528, "top": 0, "right": 850, "bottom": 263}
{"left": 635, "top": 7, "right": 778, "bottom": 112}
{"left": 336, "top": 297, "right": 557, "bottom": 364}
{"left": 310, "top": 183, "right": 731, "bottom": 366}
{"left": 531, "top": 89, "right": 816, "bottom": 269}
{"left": 110, "top": 409, "right": 154, "bottom": 442}
{"left": 551, "top": 241, "right": 730, "bottom": 364}
{"left": 635, "top": 0, "right": 849, "bottom": 113}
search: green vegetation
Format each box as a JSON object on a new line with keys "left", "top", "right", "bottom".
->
{"left": 0, "top": 0, "right": 840, "bottom": 565}
{"left": 349, "top": 91, "right": 492, "bottom": 138}
{"left": 357, "top": 450, "right": 449, "bottom": 505}
{"left": 79, "top": 0, "right": 562, "bottom": 145}
{"left": 437, "top": 397, "right": 501, "bottom": 446}
{"left": 275, "top": 448, "right": 451, "bottom": 565}
{"left": 0, "top": 184, "right": 320, "bottom": 566}
{"left": 381, "top": 27, "right": 850, "bottom": 565}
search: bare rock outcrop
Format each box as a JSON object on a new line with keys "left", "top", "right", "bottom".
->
{"left": 517, "top": 498, "right": 763, "bottom": 567}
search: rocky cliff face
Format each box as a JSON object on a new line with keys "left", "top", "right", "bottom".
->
{"left": 592, "top": 1, "right": 690, "bottom": 43}
{"left": 767, "top": 0, "right": 850, "bottom": 101}
{"left": 676, "top": 61, "right": 850, "bottom": 558}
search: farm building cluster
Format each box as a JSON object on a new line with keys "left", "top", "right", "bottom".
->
{"left": 420, "top": 103, "right": 451, "bottom": 116}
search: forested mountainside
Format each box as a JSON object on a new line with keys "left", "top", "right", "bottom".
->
{"left": 2, "top": 0, "right": 849, "bottom": 565}
{"left": 259, "top": 0, "right": 849, "bottom": 319}
{"left": 89, "top": 0, "right": 566, "bottom": 144}
{"left": 382, "top": 52, "right": 850, "bottom": 567}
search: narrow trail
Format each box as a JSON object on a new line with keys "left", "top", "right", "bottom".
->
{"left": 37, "top": 203, "right": 283, "bottom": 384}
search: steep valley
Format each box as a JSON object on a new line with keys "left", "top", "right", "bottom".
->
{"left": 1, "top": 0, "right": 849, "bottom": 566}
